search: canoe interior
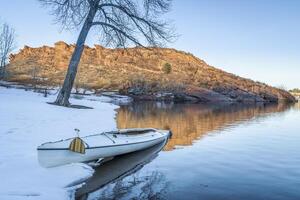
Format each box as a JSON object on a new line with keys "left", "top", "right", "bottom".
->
{"left": 37, "top": 128, "right": 160, "bottom": 149}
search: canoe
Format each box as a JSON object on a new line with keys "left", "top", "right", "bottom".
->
{"left": 37, "top": 128, "right": 171, "bottom": 168}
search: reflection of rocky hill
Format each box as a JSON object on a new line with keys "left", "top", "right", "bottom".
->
{"left": 7, "top": 41, "right": 295, "bottom": 102}
{"left": 116, "top": 103, "right": 292, "bottom": 150}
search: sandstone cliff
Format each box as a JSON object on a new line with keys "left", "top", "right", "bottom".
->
{"left": 7, "top": 41, "right": 295, "bottom": 103}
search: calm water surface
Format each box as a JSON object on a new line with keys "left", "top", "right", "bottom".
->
{"left": 77, "top": 102, "right": 300, "bottom": 200}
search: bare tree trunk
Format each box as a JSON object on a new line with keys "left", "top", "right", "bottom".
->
{"left": 2, "top": 65, "right": 5, "bottom": 79}
{"left": 54, "top": 5, "right": 97, "bottom": 106}
{"left": 0, "top": 59, "right": 4, "bottom": 79}
{"left": 0, "top": 23, "right": 15, "bottom": 80}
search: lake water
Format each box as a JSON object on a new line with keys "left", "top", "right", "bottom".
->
{"left": 76, "top": 102, "right": 300, "bottom": 200}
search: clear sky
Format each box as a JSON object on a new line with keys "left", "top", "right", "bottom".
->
{"left": 1, "top": 0, "right": 299, "bottom": 89}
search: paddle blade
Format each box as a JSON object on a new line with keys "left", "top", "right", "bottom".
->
{"left": 69, "top": 137, "right": 86, "bottom": 154}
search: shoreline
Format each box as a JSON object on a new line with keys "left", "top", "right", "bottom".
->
{"left": 0, "top": 80, "right": 297, "bottom": 105}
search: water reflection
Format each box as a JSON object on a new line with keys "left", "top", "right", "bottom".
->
{"left": 294, "top": 102, "right": 300, "bottom": 110}
{"left": 76, "top": 141, "right": 168, "bottom": 200}
{"left": 116, "top": 102, "right": 293, "bottom": 150}
{"left": 77, "top": 102, "right": 299, "bottom": 200}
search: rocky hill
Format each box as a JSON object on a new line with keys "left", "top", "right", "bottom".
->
{"left": 7, "top": 41, "right": 295, "bottom": 103}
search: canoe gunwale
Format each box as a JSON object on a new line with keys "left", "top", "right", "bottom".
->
{"left": 37, "top": 136, "right": 164, "bottom": 151}
{"left": 37, "top": 128, "right": 158, "bottom": 148}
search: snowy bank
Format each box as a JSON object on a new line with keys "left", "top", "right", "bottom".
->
{"left": 0, "top": 87, "right": 119, "bottom": 200}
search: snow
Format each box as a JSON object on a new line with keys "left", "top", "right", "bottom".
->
{"left": 0, "top": 87, "right": 119, "bottom": 200}
{"left": 72, "top": 93, "right": 133, "bottom": 105}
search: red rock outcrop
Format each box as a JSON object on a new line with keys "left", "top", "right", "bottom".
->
{"left": 7, "top": 41, "right": 295, "bottom": 103}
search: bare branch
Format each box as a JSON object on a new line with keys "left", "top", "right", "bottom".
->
{"left": 0, "top": 22, "right": 16, "bottom": 78}
{"left": 38, "top": 0, "right": 175, "bottom": 47}
{"left": 38, "top": 0, "right": 90, "bottom": 29}
{"left": 92, "top": 21, "right": 144, "bottom": 46}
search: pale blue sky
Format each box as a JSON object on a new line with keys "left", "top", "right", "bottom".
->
{"left": 1, "top": 0, "right": 299, "bottom": 89}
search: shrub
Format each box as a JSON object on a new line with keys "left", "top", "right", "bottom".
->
{"left": 289, "top": 88, "right": 300, "bottom": 93}
{"left": 162, "top": 63, "right": 172, "bottom": 74}
{"left": 73, "top": 94, "right": 84, "bottom": 100}
{"left": 277, "top": 85, "right": 287, "bottom": 91}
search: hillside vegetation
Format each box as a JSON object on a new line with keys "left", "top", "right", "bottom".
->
{"left": 6, "top": 41, "right": 295, "bottom": 103}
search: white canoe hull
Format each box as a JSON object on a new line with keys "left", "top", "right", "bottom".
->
{"left": 37, "top": 129, "right": 170, "bottom": 168}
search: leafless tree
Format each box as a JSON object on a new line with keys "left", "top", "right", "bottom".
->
{"left": 30, "top": 65, "right": 40, "bottom": 90}
{"left": 39, "top": 0, "right": 174, "bottom": 107}
{"left": 0, "top": 23, "right": 16, "bottom": 79}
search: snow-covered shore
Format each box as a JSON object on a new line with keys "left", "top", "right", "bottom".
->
{"left": 0, "top": 87, "right": 119, "bottom": 200}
